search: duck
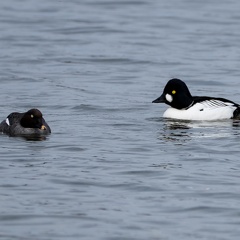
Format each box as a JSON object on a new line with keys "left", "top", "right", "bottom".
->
{"left": 152, "top": 78, "right": 240, "bottom": 120}
{"left": 0, "top": 108, "right": 51, "bottom": 136}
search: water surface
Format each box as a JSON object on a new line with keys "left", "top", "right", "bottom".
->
{"left": 1, "top": 0, "right": 240, "bottom": 239}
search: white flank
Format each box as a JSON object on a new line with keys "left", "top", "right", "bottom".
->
{"left": 5, "top": 118, "right": 10, "bottom": 126}
{"left": 163, "top": 100, "right": 236, "bottom": 120}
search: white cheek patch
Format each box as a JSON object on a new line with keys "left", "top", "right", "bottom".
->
{"left": 165, "top": 93, "right": 173, "bottom": 103}
{"left": 5, "top": 118, "right": 10, "bottom": 126}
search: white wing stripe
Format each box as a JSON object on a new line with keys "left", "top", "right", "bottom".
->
{"left": 5, "top": 118, "right": 10, "bottom": 126}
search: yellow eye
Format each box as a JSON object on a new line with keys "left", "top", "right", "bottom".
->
{"left": 172, "top": 90, "right": 176, "bottom": 94}
{"left": 31, "top": 114, "right": 34, "bottom": 118}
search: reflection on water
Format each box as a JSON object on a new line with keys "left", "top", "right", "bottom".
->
{"left": 232, "top": 120, "right": 240, "bottom": 127}
{"left": 160, "top": 119, "right": 192, "bottom": 143}
{"left": 163, "top": 119, "right": 191, "bottom": 130}
{"left": 18, "top": 135, "right": 49, "bottom": 141}
{"left": 156, "top": 118, "right": 240, "bottom": 143}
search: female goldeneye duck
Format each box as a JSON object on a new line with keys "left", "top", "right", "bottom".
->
{"left": 152, "top": 78, "right": 240, "bottom": 121}
{"left": 0, "top": 108, "right": 51, "bottom": 136}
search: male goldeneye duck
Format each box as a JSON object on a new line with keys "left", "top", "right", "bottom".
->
{"left": 152, "top": 78, "right": 240, "bottom": 120}
{"left": 0, "top": 108, "right": 51, "bottom": 136}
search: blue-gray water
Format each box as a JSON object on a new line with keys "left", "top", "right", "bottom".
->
{"left": 1, "top": 0, "right": 240, "bottom": 239}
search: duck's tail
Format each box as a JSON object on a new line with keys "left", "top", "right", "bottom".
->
{"left": 233, "top": 106, "right": 240, "bottom": 119}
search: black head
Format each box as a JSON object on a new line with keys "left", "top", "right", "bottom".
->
{"left": 20, "top": 109, "right": 46, "bottom": 129}
{"left": 152, "top": 78, "right": 193, "bottom": 109}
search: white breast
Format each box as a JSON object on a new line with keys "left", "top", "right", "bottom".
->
{"left": 163, "top": 100, "right": 236, "bottom": 120}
